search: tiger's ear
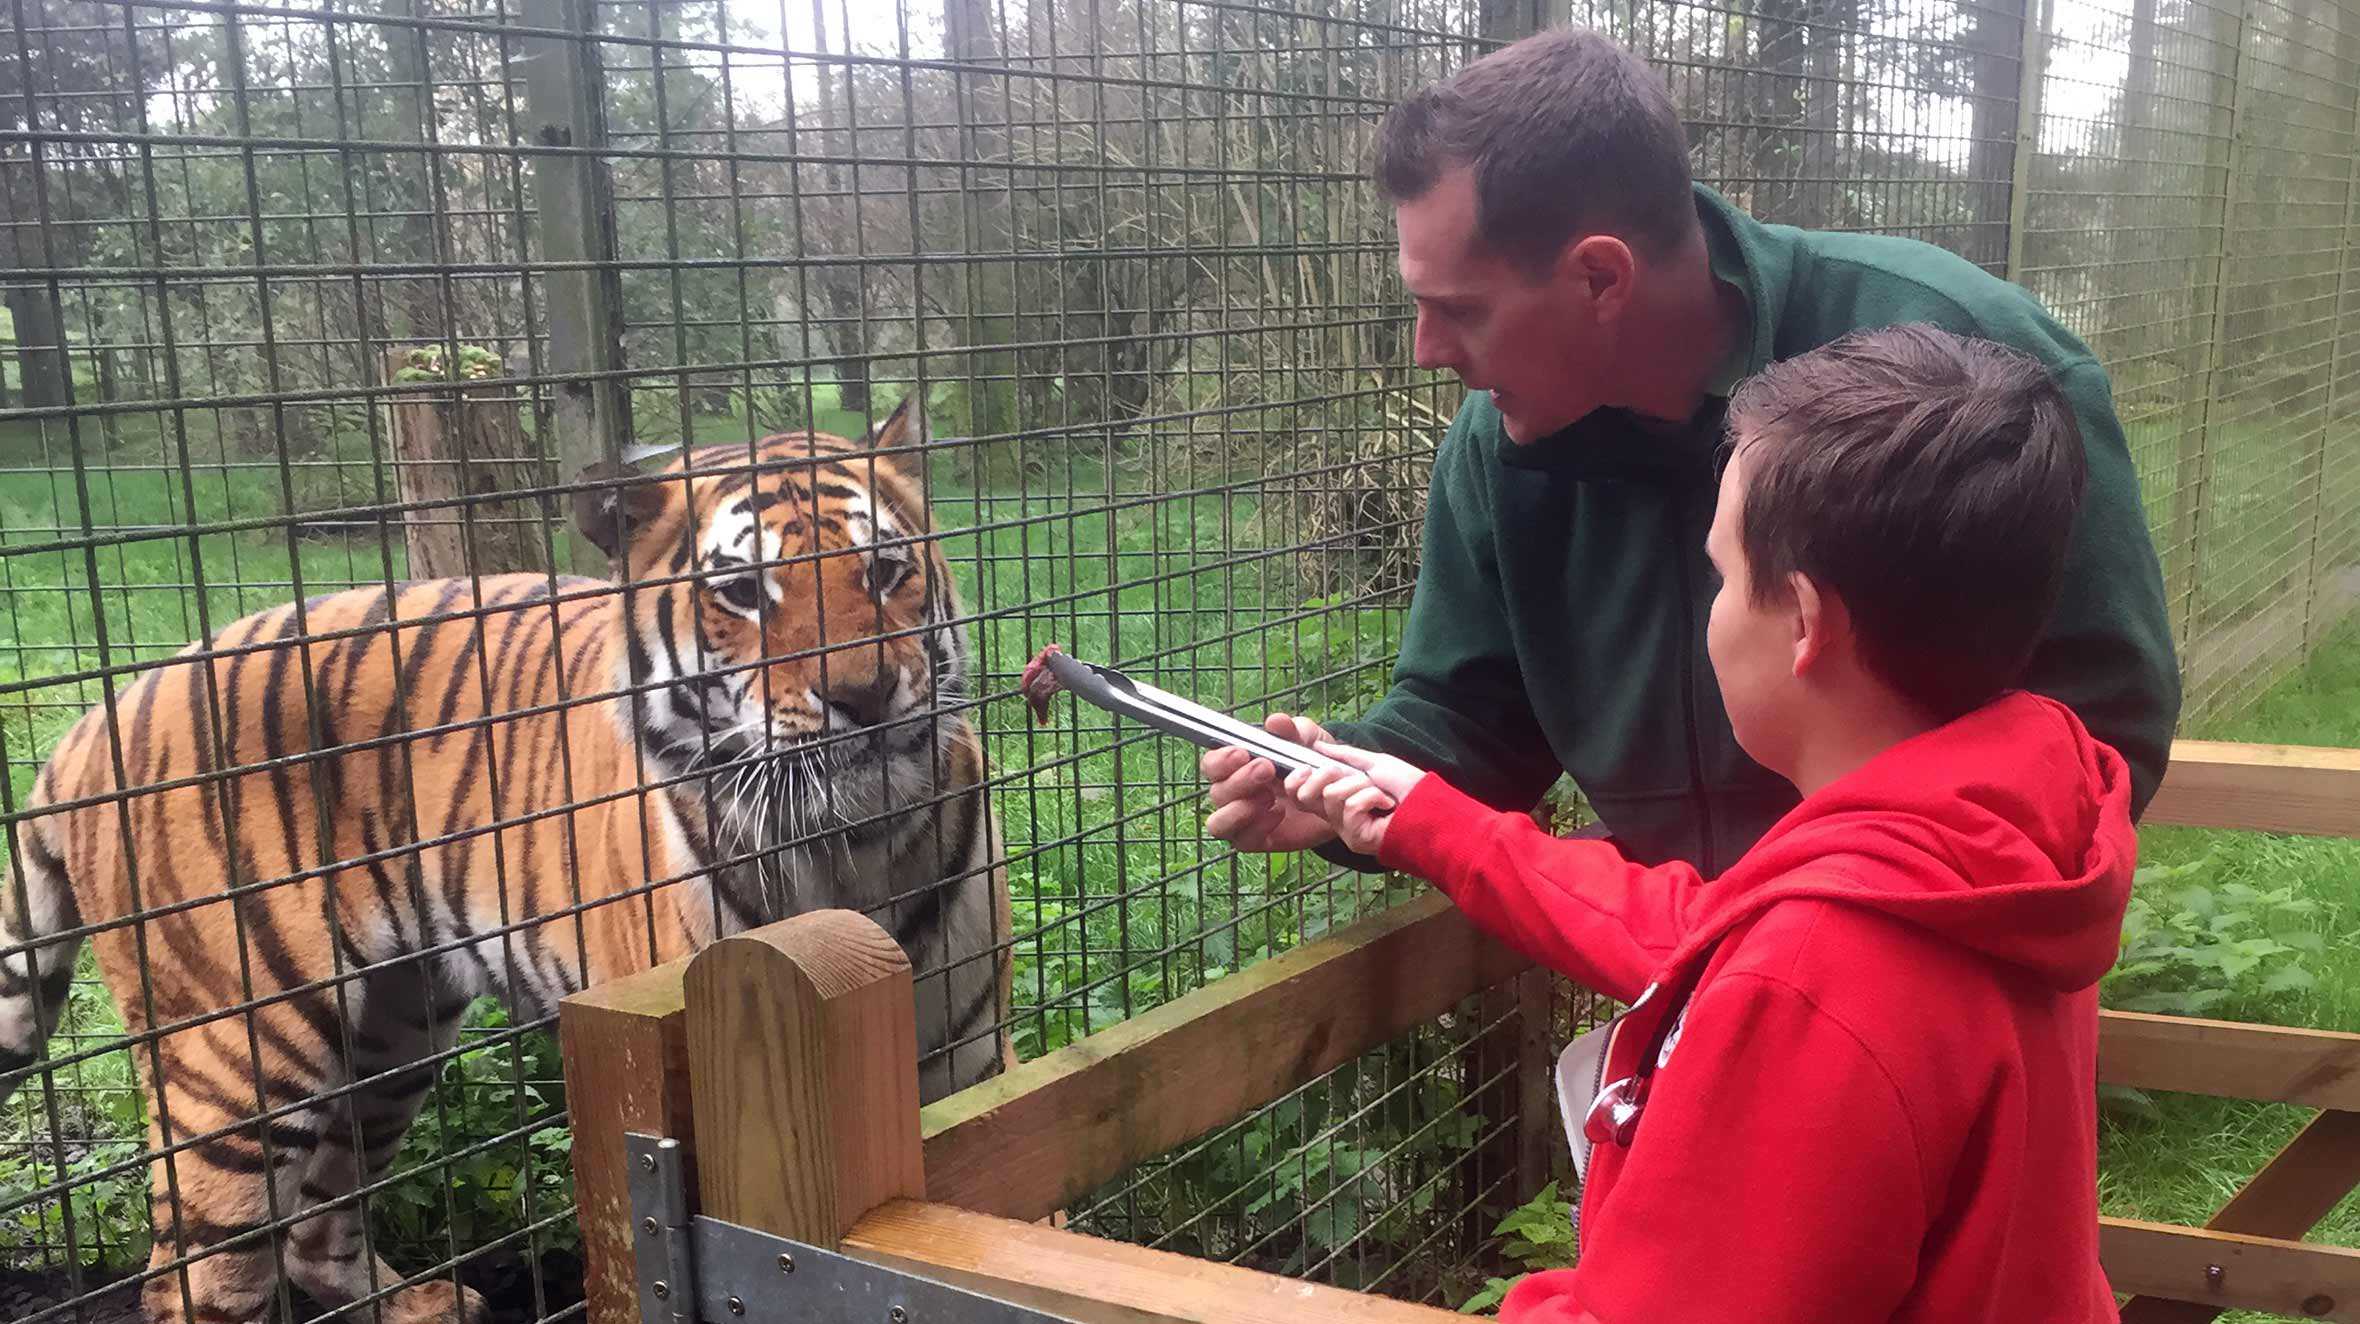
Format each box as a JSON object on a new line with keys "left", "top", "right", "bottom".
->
{"left": 866, "top": 395, "right": 928, "bottom": 477}
{"left": 571, "top": 461, "right": 674, "bottom": 560}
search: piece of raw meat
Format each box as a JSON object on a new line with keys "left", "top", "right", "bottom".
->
{"left": 1019, "top": 643, "right": 1067, "bottom": 725}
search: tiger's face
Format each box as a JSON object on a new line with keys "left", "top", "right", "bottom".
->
{"left": 576, "top": 399, "right": 968, "bottom": 779}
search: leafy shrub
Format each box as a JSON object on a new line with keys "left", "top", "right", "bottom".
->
{"left": 0, "top": 978, "right": 154, "bottom": 1268}
{"left": 390, "top": 345, "right": 504, "bottom": 384}
{"left": 2102, "top": 854, "right": 2326, "bottom": 1018}
{"left": 1458, "top": 1182, "right": 1577, "bottom": 1314}
{"left": 373, "top": 1003, "right": 577, "bottom": 1264}
{"left": 1, "top": 990, "right": 574, "bottom": 1273}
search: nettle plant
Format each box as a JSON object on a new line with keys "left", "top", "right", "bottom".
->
{"left": 2098, "top": 848, "right": 2343, "bottom": 1121}
{"left": 2103, "top": 854, "right": 2326, "bottom": 1019}
{"left": 390, "top": 343, "right": 505, "bottom": 384}
{"left": 1458, "top": 1181, "right": 1576, "bottom": 1314}
{"left": 0, "top": 987, "right": 574, "bottom": 1272}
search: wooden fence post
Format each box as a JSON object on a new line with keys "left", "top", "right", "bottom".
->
{"left": 559, "top": 958, "right": 697, "bottom": 1324}
{"left": 685, "top": 909, "right": 926, "bottom": 1244}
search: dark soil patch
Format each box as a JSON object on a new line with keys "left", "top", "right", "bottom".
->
{"left": 1, "top": 1249, "right": 583, "bottom": 1324}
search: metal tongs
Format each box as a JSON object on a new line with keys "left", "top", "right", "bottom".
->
{"left": 1041, "top": 651, "right": 1355, "bottom": 777}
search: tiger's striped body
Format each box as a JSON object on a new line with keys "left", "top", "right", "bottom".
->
{"left": 0, "top": 403, "right": 1010, "bottom": 1324}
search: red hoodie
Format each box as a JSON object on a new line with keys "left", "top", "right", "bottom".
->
{"left": 1378, "top": 692, "right": 2136, "bottom": 1324}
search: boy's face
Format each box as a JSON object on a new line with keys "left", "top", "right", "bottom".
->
{"left": 1705, "top": 442, "right": 1803, "bottom": 779}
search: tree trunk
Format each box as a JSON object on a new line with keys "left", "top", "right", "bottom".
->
{"left": 385, "top": 0, "right": 448, "bottom": 342}
{"left": 384, "top": 350, "right": 553, "bottom": 578}
{"left": 1800, "top": 0, "right": 1851, "bottom": 230}
{"left": 4, "top": 285, "right": 69, "bottom": 409}
{"left": 1967, "top": 0, "right": 2028, "bottom": 270}
{"left": 1751, "top": 0, "right": 1814, "bottom": 226}
{"left": 815, "top": 278, "right": 873, "bottom": 416}
{"left": 946, "top": 0, "right": 1017, "bottom": 436}
{"left": 805, "top": 0, "right": 870, "bottom": 416}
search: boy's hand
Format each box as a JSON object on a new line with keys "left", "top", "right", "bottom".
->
{"left": 1282, "top": 742, "right": 1429, "bottom": 857}
{"left": 1201, "top": 713, "right": 1342, "bottom": 853}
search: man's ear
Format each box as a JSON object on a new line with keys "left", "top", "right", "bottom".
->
{"left": 1564, "top": 233, "right": 1638, "bottom": 320}
{"left": 1789, "top": 570, "right": 1839, "bottom": 677}
{"left": 571, "top": 461, "right": 673, "bottom": 560}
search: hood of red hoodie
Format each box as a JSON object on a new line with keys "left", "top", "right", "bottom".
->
{"left": 1665, "top": 692, "right": 2137, "bottom": 993}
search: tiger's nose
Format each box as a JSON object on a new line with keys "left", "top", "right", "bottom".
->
{"left": 820, "top": 674, "right": 895, "bottom": 728}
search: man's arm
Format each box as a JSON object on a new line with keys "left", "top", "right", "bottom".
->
{"left": 2026, "top": 359, "right": 2182, "bottom": 816}
{"left": 1318, "top": 410, "right": 1564, "bottom": 869}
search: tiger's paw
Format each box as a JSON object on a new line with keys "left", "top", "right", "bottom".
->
{"left": 387, "top": 1280, "right": 491, "bottom": 1324}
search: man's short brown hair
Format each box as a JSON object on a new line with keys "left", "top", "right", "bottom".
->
{"left": 1373, "top": 27, "right": 1696, "bottom": 270}
{"left": 1727, "top": 325, "right": 2088, "bottom": 723}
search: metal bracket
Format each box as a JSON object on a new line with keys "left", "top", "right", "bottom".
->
{"left": 624, "top": 1133, "right": 1080, "bottom": 1324}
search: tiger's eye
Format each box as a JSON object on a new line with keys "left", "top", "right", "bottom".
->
{"left": 870, "top": 557, "right": 913, "bottom": 595}
{"left": 715, "top": 575, "right": 762, "bottom": 611}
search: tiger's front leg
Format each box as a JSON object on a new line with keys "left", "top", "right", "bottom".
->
{"left": 277, "top": 974, "right": 488, "bottom": 1324}
{"left": 135, "top": 981, "right": 486, "bottom": 1324}
{"left": 283, "top": 1079, "right": 489, "bottom": 1324}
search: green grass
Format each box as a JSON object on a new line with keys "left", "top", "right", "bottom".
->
{"left": 2122, "top": 407, "right": 2353, "bottom": 638}
{"left": 0, "top": 391, "right": 1431, "bottom": 1276}
{"left": 2, "top": 413, "right": 420, "bottom": 816}
{"left": 924, "top": 442, "right": 1415, "bottom": 1054}
{"left": 30, "top": 390, "right": 2360, "bottom": 1310}
{"left": 0, "top": 383, "right": 1417, "bottom": 1058}
{"left": 2097, "top": 613, "right": 2360, "bottom": 1321}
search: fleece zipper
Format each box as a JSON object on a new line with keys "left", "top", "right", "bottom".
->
{"left": 1668, "top": 494, "right": 1719, "bottom": 876}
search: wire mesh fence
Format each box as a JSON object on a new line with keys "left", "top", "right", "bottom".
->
{"left": 1, "top": 0, "right": 2355, "bottom": 1321}
{"left": 2013, "top": 0, "right": 2360, "bottom": 721}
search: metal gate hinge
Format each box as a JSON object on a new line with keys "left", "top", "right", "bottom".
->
{"left": 624, "top": 1132, "right": 1078, "bottom": 1324}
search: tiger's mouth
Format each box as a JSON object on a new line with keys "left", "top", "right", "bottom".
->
{"left": 688, "top": 704, "right": 950, "bottom": 869}
{"left": 687, "top": 704, "right": 941, "bottom": 769}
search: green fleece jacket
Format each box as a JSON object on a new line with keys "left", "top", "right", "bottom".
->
{"left": 1325, "top": 184, "right": 2181, "bottom": 875}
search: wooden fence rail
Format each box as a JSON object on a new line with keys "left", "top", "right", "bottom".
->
{"left": 561, "top": 738, "right": 2360, "bottom": 1324}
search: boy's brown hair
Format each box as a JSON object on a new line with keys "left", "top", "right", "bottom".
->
{"left": 1373, "top": 27, "right": 1695, "bottom": 270}
{"left": 1726, "top": 324, "right": 2087, "bottom": 722}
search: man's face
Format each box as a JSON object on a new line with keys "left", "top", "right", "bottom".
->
{"left": 1705, "top": 443, "right": 1802, "bottom": 778}
{"left": 1394, "top": 168, "right": 1611, "bottom": 443}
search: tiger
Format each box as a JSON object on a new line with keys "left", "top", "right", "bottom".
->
{"left": 0, "top": 398, "right": 1013, "bottom": 1324}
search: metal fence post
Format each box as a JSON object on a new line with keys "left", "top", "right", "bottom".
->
{"left": 2174, "top": 0, "right": 2253, "bottom": 671}
{"left": 1465, "top": 0, "right": 1579, "bottom": 1224}
{"left": 521, "top": 0, "right": 632, "bottom": 576}
{"left": 2299, "top": 7, "right": 2360, "bottom": 652}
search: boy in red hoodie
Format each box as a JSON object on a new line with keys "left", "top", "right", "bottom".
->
{"left": 1277, "top": 324, "right": 2135, "bottom": 1323}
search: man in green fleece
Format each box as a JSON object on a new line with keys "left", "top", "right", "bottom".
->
{"left": 1202, "top": 26, "right": 2180, "bottom": 875}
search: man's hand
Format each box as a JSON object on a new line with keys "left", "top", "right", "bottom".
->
{"left": 1201, "top": 713, "right": 1342, "bottom": 853}
{"left": 1282, "top": 742, "right": 1429, "bottom": 857}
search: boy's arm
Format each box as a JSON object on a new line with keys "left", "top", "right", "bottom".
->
{"left": 1377, "top": 774, "right": 1705, "bottom": 1003}
{"left": 1540, "top": 971, "right": 1925, "bottom": 1324}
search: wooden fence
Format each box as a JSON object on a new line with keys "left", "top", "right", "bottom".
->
{"left": 559, "top": 739, "right": 2360, "bottom": 1324}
